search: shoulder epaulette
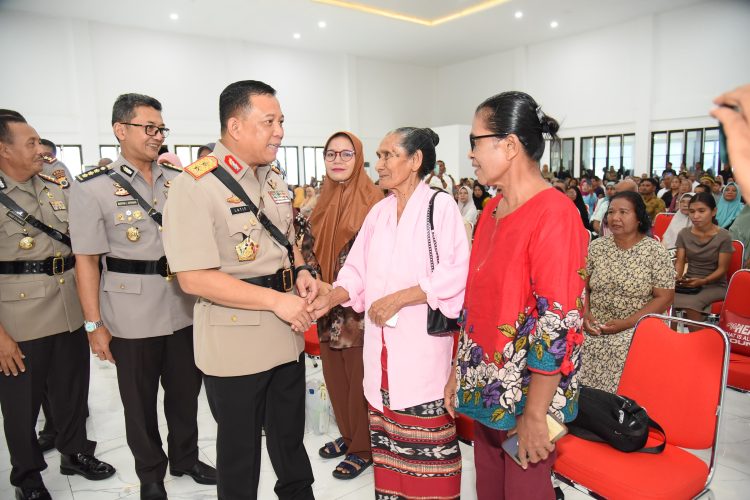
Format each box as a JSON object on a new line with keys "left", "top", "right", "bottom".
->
{"left": 75, "top": 166, "right": 110, "bottom": 182}
{"left": 37, "top": 172, "right": 70, "bottom": 188}
{"left": 159, "top": 161, "right": 183, "bottom": 172}
{"left": 270, "top": 164, "right": 282, "bottom": 176}
{"left": 185, "top": 156, "right": 218, "bottom": 180}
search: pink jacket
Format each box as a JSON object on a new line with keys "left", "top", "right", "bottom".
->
{"left": 334, "top": 182, "right": 470, "bottom": 411}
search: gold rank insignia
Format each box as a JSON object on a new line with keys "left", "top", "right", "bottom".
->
{"left": 75, "top": 166, "right": 109, "bottom": 182}
{"left": 37, "top": 172, "right": 70, "bottom": 188}
{"left": 268, "top": 178, "right": 277, "bottom": 190}
{"left": 226, "top": 195, "right": 242, "bottom": 204}
{"left": 236, "top": 236, "right": 259, "bottom": 262}
{"left": 185, "top": 156, "right": 218, "bottom": 180}
{"left": 113, "top": 183, "right": 129, "bottom": 196}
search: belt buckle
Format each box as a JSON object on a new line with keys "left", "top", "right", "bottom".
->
{"left": 159, "top": 256, "right": 176, "bottom": 281}
{"left": 165, "top": 262, "right": 176, "bottom": 282}
{"left": 281, "top": 268, "right": 293, "bottom": 292}
{"left": 51, "top": 256, "right": 64, "bottom": 275}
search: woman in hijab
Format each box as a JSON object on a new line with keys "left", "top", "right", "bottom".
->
{"left": 299, "top": 131, "right": 383, "bottom": 479}
{"left": 661, "top": 192, "right": 694, "bottom": 251}
{"left": 717, "top": 182, "right": 744, "bottom": 229}
{"left": 457, "top": 185, "right": 478, "bottom": 227}
{"left": 566, "top": 186, "right": 593, "bottom": 232}
{"left": 730, "top": 204, "right": 750, "bottom": 267}
{"left": 472, "top": 181, "right": 491, "bottom": 210}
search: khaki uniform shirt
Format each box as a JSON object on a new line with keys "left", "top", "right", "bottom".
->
{"left": 0, "top": 172, "right": 83, "bottom": 341}
{"left": 68, "top": 155, "right": 193, "bottom": 339}
{"left": 162, "top": 140, "right": 303, "bottom": 377}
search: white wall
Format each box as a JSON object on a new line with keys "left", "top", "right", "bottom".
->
{"left": 436, "top": 0, "right": 750, "bottom": 177}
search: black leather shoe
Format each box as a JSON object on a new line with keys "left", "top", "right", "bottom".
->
{"left": 15, "top": 486, "right": 51, "bottom": 500}
{"left": 37, "top": 433, "right": 56, "bottom": 453}
{"left": 170, "top": 460, "right": 217, "bottom": 485}
{"left": 60, "top": 453, "right": 116, "bottom": 480}
{"left": 140, "top": 481, "right": 167, "bottom": 500}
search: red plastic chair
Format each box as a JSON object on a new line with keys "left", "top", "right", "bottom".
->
{"left": 304, "top": 323, "right": 320, "bottom": 367}
{"left": 554, "top": 314, "right": 729, "bottom": 500}
{"left": 651, "top": 212, "right": 674, "bottom": 242}
{"left": 718, "top": 269, "right": 750, "bottom": 391}
{"left": 709, "top": 240, "right": 745, "bottom": 317}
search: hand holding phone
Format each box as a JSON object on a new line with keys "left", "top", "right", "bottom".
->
{"left": 501, "top": 413, "right": 568, "bottom": 467}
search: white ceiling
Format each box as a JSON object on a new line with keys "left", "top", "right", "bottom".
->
{"left": 1, "top": 0, "right": 710, "bottom": 66}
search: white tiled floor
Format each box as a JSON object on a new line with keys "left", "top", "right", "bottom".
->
{"left": 1, "top": 357, "right": 749, "bottom": 499}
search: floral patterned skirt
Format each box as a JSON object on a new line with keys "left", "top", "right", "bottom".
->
{"left": 369, "top": 333, "right": 461, "bottom": 500}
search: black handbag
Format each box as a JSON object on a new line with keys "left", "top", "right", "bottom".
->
{"left": 567, "top": 385, "right": 666, "bottom": 453}
{"left": 675, "top": 285, "right": 702, "bottom": 294}
{"left": 426, "top": 189, "right": 460, "bottom": 337}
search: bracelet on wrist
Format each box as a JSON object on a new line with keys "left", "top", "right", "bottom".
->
{"left": 294, "top": 265, "right": 316, "bottom": 279}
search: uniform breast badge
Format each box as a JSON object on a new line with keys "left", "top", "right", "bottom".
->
{"left": 269, "top": 190, "right": 291, "bottom": 204}
{"left": 268, "top": 178, "right": 277, "bottom": 190}
{"left": 226, "top": 195, "right": 242, "bottom": 204}
{"left": 126, "top": 226, "right": 141, "bottom": 242}
{"left": 114, "top": 183, "right": 129, "bottom": 196}
{"left": 235, "top": 235, "right": 259, "bottom": 262}
{"left": 49, "top": 200, "right": 66, "bottom": 211}
{"left": 19, "top": 236, "right": 35, "bottom": 250}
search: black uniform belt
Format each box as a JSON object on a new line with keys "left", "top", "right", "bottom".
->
{"left": 0, "top": 256, "right": 75, "bottom": 276}
{"left": 241, "top": 268, "right": 294, "bottom": 293}
{"left": 105, "top": 256, "right": 174, "bottom": 278}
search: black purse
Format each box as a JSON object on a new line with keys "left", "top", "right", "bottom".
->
{"left": 426, "top": 189, "right": 460, "bottom": 337}
{"left": 567, "top": 385, "right": 666, "bottom": 453}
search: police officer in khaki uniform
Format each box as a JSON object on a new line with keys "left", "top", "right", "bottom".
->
{"left": 39, "top": 139, "right": 73, "bottom": 188}
{"left": 68, "top": 94, "right": 215, "bottom": 500}
{"left": 0, "top": 112, "right": 115, "bottom": 500}
{"left": 162, "top": 80, "right": 316, "bottom": 500}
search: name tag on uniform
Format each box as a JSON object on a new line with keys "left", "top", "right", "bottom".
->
{"left": 268, "top": 190, "right": 290, "bottom": 204}
{"left": 117, "top": 200, "right": 138, "bottom": 207}
{"left": 231, "top": 206, "right": 252, "bottom": 215}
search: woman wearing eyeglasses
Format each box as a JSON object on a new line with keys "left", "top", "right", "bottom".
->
{"left": 296, "top": 131, "right": 383, "bottom": 479}
{"left": 309, "top": 127, "right": 469, "bottom": 499}
{"left": 444, "top": 92, "right": 588, "bottom": 499}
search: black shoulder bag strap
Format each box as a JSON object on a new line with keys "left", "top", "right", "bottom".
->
{"left": 107, "top": 170, "right": 163, "bottom": 227}
{"left": 210, "top": 167, "right": 295, "bottom": 266}
{"left": 639, "top": 418, "right": 667, "bottom": 454}
{"left": 0, "top": 188, "right": 72, "bottom": 247}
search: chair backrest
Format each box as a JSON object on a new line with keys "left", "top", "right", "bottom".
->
{"left": 728, "top": 240, "right": 745, "bottom": 281}
{"left": 617, "top": 315, "right": 728, "bottom": 450}
{"left": 651, "top": 212, "right": 674, "bottom": 241}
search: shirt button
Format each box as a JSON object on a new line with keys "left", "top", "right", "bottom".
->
{"left": 59, "top": 278, "right": 65, "bottom": 284}
{"left": 19, "top": 292, "right": 26, "bottom": 299}
{"left": 243, "top": 225, "right": 248, "bottom": 231}
{"left": 55, "top": 251, "right": 62, "bottom": 257}
{"left": 231, "top": 315, "right": 238, "bottom": 322}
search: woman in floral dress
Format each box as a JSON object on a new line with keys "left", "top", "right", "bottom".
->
{"left": 444, "top": 91, "right": 588, "bottom": 500}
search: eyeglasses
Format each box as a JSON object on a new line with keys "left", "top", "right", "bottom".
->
{"left": 324, "top": 149, "right": 355, "bottom": 162}
{"left": 120, "top": 122, "right": 170, "bottom": 138}
{"left": 469, "top": 133, "right": 507, "bottom": 151}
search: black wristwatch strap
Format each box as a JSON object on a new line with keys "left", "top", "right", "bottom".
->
{"left": 294, "top": 265, "right": 316, "bottom": 279}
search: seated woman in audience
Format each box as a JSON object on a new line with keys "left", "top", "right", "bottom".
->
{"left": 457, "top": 185, "right": 478, "bottom": 227}
{"left": 674, "top": 192, "right": 734, "bottom": 322}
{"left": 472, "top": 181, "right": 491, "bottom": 211}
{"left": 661, "top": 174, "right": 680, "bottom": 209}
{"left": 730, "top": 204, "right": 750, "bottom": 267}
{"left": 566, "top": 186, "right": 594, "bottom": 232}
{"left": 661, "top": 192, "right": 694, "bottom": 251}
{"left": 717, "top": 182, "right": 743, "bottom": 229}
{"left": 299, "top": 185, "right": 318, "bottom": 218}
{"left": 582, "top": 191, "right": 675, "bottom": 393}
{"left": 310, "top": 127, "right": 469, "bottom": 500}
{"left": 668, "top": 176, "right": 693, "bottom": 211}
{"left": 298, "top": 131, "right": 383, "bottom": 479}
{"left": 581, "top": 179, "right": 598, "bottom": 215}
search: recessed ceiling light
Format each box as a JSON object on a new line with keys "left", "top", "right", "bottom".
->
{"left": 293, "top": 33, "right": 301, "bottom": 39}
{"left": 318, "top": 21, "right": 327, "bottom": 28}
{"left": 514, "top": 11, "right": 523, "bottom": 19}
{"left": 169, "top": 13, "right": 179, "bottom": 21}
{"left": 550, "top": 20, "right": 559, "bottom": 28}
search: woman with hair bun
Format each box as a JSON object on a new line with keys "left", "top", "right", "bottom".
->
{"left": 444, "top": 91, "right": 589, "bottom": 499}
{"left": 309, "top": 127, "right": 470, "bottom": 499}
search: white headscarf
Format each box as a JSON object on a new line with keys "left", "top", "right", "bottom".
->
{"left": 457, "top": 185, "right": 478, "bottom": 226}
{"left": 661, "top": 192, "right": 694, "bottom": 250}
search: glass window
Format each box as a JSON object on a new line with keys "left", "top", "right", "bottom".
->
{"left": 685, "top": 130, "right": 702, "bottom": 172}
{"left": 580, "top": 137, "right": 593, "bottom": 176}
{"left": 668, "top": 131, "right": 684, "bottom": 172}
{"left": 622, "top": 134, "right": 635, "bottom": 175}
{"left": 593, "top": 136, "right": 607, "bottom": 174}
{"left": 651, "top": 132, "right": 668, "bottom": 176}
{"left": 276, "top": 146, "right": 299, "bottom": 186}
{"left": 703, "top": 128, "right": 720, "bottom": 173}
{"left": 607, "top": 136, "right": 622, "bottom": 173}
{"left": 302, "top": 146, "right": 325, "bottom": 184}
{"left": 561, "top": 138, "right": 574, "bottom": 174}
{"left": 58, "top": 145, "right": 83, "bottom": 175}
{"left": 99, "top": 145, "right": 120, "bottom": 163}
{"left": 174, "top": 145, "right": 204, "bottom": 166}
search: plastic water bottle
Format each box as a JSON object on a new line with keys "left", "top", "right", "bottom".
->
{"left": 305, "top": 379, "right": 331, "bottom": 435}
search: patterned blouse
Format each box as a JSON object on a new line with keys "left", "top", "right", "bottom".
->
{"left": 456, "top": 189, "right": 589, "bottom": 430}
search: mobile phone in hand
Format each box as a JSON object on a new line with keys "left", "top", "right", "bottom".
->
{"left": 501, "top": 414, "right": 568, "bottom": 466}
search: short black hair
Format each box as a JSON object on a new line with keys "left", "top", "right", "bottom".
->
{"left": 640, "top": 177, "right": 658, "bottom": 188}
{"left": 390, "top": 127, "right": 439, "bottom": 179}
{"left": 609, "top": 191, "right": 652, "bottom": 234}
{"left": 476, "top": 91, "right": 560, "bottom": 162}
{"left": 694, "top": 184, "right": 710, "bottom": 194}
{"left": 111, "top": 93, "right": 162, "bottom": 126}
{"left": 219, "top": 80, "right": 276, "bottom": 134}
{"left": 40, "top": 138, "right": 57, "bottom": 156}
{"left": 0, "top": 111, "right": 27, "bottom": 144}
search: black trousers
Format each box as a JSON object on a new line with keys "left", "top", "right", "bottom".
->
{"left": 0, "top": 327, "right": 94, "bottom": 488}
{"left": 109, "top": 325, "right": 202, "bottom": 483}
{"left": 205, "top": 353, "right": 314, "bottom": 500}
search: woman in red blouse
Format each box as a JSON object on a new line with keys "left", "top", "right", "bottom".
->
{"left": 444, "top": 91, "right": 589, "bottom": 500}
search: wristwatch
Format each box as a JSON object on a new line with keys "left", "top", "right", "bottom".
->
{"left": 84, "top": 320, "right": 104, "bottom": 333}
{"left": 294, "top": 265, "right": 317, "bottom": 279}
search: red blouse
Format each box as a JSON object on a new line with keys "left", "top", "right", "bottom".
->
{"left": 456, "top": 188, "right": 589, "bottom": 430}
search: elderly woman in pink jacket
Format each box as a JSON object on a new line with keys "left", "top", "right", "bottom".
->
{"left": 310, "top": 127, "right": 470, "bottom": 500}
